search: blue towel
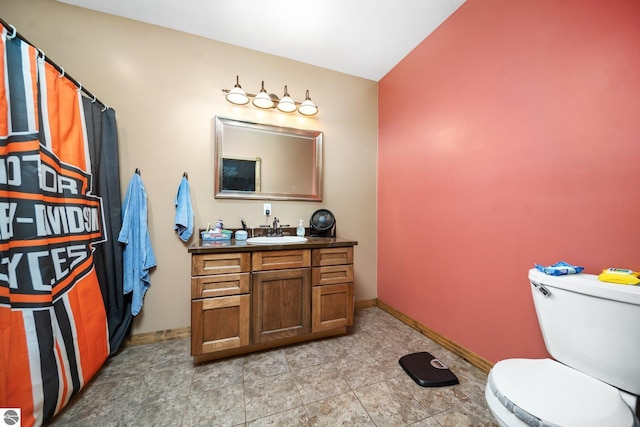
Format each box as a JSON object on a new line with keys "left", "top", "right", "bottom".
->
{"left": 174, "top": 176, "right": 193, "bottom": 241}
{"left": 118, "top": 173, "right": 157, "bottom": 316}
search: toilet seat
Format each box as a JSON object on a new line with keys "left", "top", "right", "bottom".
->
{"left": 488, "top": 358, "right": 635, "bottom": 427}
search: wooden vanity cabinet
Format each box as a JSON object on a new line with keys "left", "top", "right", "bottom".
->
{"left": 311, "top": 247, "right": 354, "bottom": 332}
{"left": 191, "top": 253, "right": 250, "bottom": 355}
{"left": 190, "top": 241, "right": 356, "bottom": 362}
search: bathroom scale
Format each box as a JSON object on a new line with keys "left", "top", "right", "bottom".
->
{"left": 399, "top": 352, "right": 459, "bottom": 387}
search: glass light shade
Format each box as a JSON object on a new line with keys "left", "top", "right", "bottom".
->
{"left": 277, "top": 96, "right": 296, "bottom": 113}
{"left": 226, "top": 87, "right": 249, "bottom": 105}
{"left": 298, "top": 90, "right": 317, "bottom": 116}
{"left": 225, "top": 76, "right": 249, "bottom": 105}
{"left": 253, "top": 92, "right": 274, "bottom": 108}
{"left": 298, "top": 100, "right": 317, "bottom": 116}
{"left": 253, "top": 81, "right": 274, "bottom": 109}
{"left": 277, "top": 86, "right": 296, "bottom": 113}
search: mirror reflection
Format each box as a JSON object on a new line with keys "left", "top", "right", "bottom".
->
{"left": 214, "top": 116, "right": 323, "bottom": 201}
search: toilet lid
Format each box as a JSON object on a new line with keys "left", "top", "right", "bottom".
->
{"left": 489, "top": 358, "right": 634, "bottom": 427}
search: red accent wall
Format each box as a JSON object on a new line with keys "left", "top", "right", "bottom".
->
{"left": 378, "top": 0, "right": 640, "bottom": 363}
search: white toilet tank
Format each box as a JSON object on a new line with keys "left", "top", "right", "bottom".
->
{"left": 529, "top": 268, "right": 640, "bottom": 395}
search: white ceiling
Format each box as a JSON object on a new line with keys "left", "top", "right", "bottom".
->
{"left": 57, "top": 0, "right": 465, "bottom": 81}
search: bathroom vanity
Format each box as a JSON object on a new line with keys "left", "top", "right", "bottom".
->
{"left": 189, "top": 237, "right": 357, "bottom": 363}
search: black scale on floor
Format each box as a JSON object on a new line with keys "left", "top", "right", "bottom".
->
{"left": 399, "top": 352, "right": 459, "bottom": 387}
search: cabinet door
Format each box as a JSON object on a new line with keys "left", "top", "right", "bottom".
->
{"left": 191, "top": 295, "right": 250, "bottom": 355}
{"left": 252, "top": 269, "right": 311, "bottom": 343}
{"left": 312, "top": 283, "right": 354, "bottom": 332}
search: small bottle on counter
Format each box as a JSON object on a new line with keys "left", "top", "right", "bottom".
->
{"left": 297, "top": 220, "right": 305, "bottom": 237}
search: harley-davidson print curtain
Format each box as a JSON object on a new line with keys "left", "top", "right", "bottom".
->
{"left": 0, "top": 26, "right": 123, "bottom": 426}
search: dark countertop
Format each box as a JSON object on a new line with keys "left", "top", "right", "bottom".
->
{"left": 188, "top": 236, "right": 358, "bottom": 254}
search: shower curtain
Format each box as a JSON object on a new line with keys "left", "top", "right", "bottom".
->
{"left": 0, "top": 25, "right": 127, "bottom": 426}
{"left": 82, "top": 98, "right": 131, "bottom": 354}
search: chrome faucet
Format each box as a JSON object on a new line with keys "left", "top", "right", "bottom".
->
{"left": 271, "top": 217, "right": 290, "bottom": 236}
{"left": 260, "top": 224, "right": 271, "bottom": 237}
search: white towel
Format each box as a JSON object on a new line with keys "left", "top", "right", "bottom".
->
{"left": 174, "top": 176, "right": 193, "bottom": 241}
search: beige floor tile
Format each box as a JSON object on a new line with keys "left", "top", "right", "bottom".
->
{"left": 305, "top": 392, "right": 375, "bottom": 426}
{"left": 45, "top": 307, "right": 496, "bottom": 426}
{"left": 244, "top": 372, "right": 303, "bottom": 422}
{"left": 292, "top": 362, "right": 351, "bottom": 404}
{"left": 354, "top": 377, "right": 432, "bottom": 425}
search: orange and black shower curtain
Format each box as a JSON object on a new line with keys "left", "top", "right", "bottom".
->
{"left": 0, "top": 26, "right": 126, "bottom": 426}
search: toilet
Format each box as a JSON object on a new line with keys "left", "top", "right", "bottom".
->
{"left": 485, "top": 268, "right": 640, "bottom": 427}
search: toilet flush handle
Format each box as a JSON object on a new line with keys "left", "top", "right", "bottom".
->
{"left": 531, "top": 281, "right": 552, "bottom": 297}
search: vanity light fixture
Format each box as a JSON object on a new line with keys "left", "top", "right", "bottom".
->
{"left": 277, "top": 85, "right": 296, "bottom": 113}
{"left": 224, "top": 75, "right": 249, "bottom": 105}
{"left": 222, "top": 76, "right": 318, "bottom": 116}
{"left": 298, "top": 90, "right": 318, "bottom": 116}
{"left": 252, "top": 81, "right": 274, "bottom": 109}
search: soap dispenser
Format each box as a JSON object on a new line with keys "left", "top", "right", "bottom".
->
{"left": 296, "top": 220, "right": 305, "bottom": 237}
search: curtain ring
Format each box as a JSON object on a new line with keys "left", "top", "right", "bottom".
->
{"left": 7, "top": 25, "right": 17, "bottom": 40}
{"left": 77, "top": 82, "right": 82, "bottom": 92}
{"left": 58, "top": 67, "right": 65, "bottom": 78}
{"left": 91, "top": 94, "right": 97, "bottom": 103}
{"left": 37, "top": 49, "right": 45, "bottom": 60}
{"left": 101, "top": 104, "right": 109, "bottom": 112}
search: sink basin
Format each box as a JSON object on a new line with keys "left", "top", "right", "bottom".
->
{"left": 246, "top": 236, "right": 308, "bottom": 245}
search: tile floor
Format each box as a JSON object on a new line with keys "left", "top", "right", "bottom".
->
{"left": 48, "top": 307, "right": 498, "bottom": 426}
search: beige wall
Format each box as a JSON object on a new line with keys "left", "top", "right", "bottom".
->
{"left": 1, "top": 0, "right": 378, "bottom": 334}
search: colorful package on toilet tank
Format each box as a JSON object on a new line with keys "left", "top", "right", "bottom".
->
{"left": 534, "top": 261, "right": 584, "bottom": 276}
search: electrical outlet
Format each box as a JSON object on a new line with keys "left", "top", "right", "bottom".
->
{"left": 263, "top": 203, "right": 271, "bottom": 216}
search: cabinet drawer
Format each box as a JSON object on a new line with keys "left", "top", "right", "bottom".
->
{"left": 192, "top": 252, "right": 250, "bottom": 276}
{"left": 252, "top": 249, "right": 311, "bottom": 271}
{"left": 312, "top": 264, "right": 354, "bottom": 286}
{"left": 191, "top": 273, "right": 250, "bottom": 299}
{"left": 312, "top": 247, "right": 353, "bottom": 267}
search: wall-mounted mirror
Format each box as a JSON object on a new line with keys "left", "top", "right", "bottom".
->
{"left": 214, "top": 116, "right": 323, "bottom": 201}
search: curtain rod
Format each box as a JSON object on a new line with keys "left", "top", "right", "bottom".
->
{"left": 0, "top": 17, "right": 109, "bottom": 110}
